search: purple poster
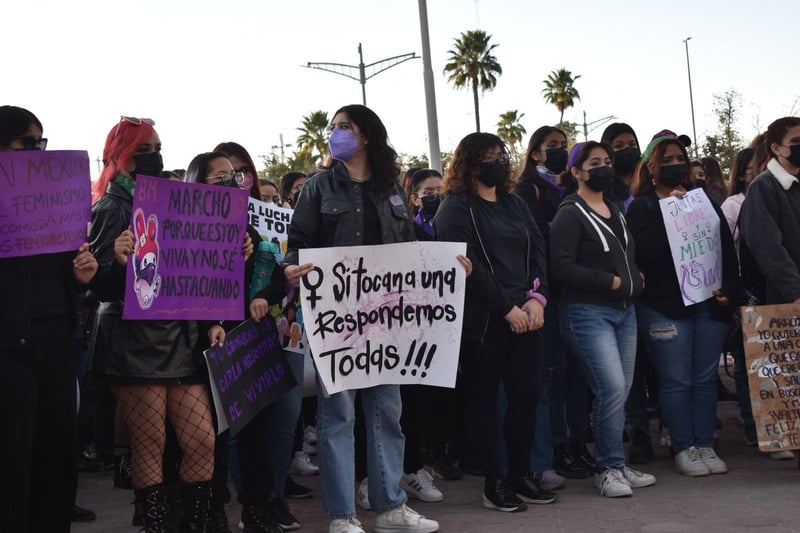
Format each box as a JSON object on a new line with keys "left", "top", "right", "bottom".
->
{"left": 0, "top": 150, "right": 91, "bottom": 258}
{"left": 123, "top": 175, "right": 249, "bottom": 320}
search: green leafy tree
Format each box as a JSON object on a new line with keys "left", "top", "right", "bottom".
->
{"left": 443, "top": 30, "right": 502, "bottom": 132}
{"left": 542, "top": 68, "right": 582, "bottom": 124}
{"left": 296, "top": 110, "right": 329, "bottom": 166}
{"left": 558, "top": 121, "right": 580, "bottom": 147}
{"left": 702, "top": 90, "right": 744, "bottom": 176}
{"left": 496, "top": 110, "right": 527, "bottom": 164}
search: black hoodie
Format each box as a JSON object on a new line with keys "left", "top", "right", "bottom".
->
{"left": 550, "top": 194, "right": 643, "bottom": 309}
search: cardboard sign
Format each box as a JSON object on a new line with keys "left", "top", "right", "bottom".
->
{"left": 248, "top": 198, "right": 293, "bottom": 256}
{"left": 741, "top": 303, "right": 800, "bottom": 451}
{"left": 299, "top": 241, "right": 466, "bottom": 395}
{"left": 122, "top": 175, "right": 248, "bottom": 320}
{"left": 0, "top": 150, "right": 91, "bottom": 258}
{"left": 659, "top": 188, "right": 722, "bottom": 306}
{"left": 204, "top": 318, "right": 297, "bottom": 435}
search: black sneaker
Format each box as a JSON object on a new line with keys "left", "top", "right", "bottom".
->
{"left": 482, "top": 478, "right": 527, "bottom": 512}
{"left": 242, "top": 503, "right": 282, "bottom": 533}
{"left": 553, "top": 443, "right": 590, "bottom": 479}
{"left": 114, "top": 453, "right": 133, "bottom": 489}
{"left": 570, "top": 441, "right": 597, "bottom": 471}
{"left": 431, "top": 456, "right": 463, "bottom": 481}
{"left": 508, "top": 473, "right": 558, "bottom": 505}
{"left": 284, "top": 476, "right": 313, "bottom": 499}
{"left": 71, "top": 504, "right": 97, "bottom": 523}
{"left": 744, "top": 425, "right": 758, "bottom": 446}
{"left": 268, "top": 495, "right": 300, "bottom": 531}
{"left": 628, "top": 428, "right": 654, "bottom": 464}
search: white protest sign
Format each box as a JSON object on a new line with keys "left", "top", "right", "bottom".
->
{"left": 299, "top": 241, "right": 466, "bottom": 395}
{"left": 248, "top": 198, "right": 293, "bottom": 256}
{"left": 659, "top": 188, "right": 722, "bottom": 306}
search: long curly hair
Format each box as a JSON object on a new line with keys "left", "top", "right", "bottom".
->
{"left": 93, "top": 119, "right": 157, "bottom": 202}
{"left": 330, "top": 104, "right": 400, "bottom": 190}
{"left": 445, "top": 132, "right": 513, "bottom": 196}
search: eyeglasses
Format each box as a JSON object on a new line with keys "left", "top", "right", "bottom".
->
{"left": 120, "top": 116, "right": 155, "bottom": 126}
{"left": 481, "top": 156, "right": 509, "bottom": 164}
{"left": 12, "top": 136, "right": 48, "bottom": 151}
{"left": 206, "top": 171, "right": 246, "bottom": 187}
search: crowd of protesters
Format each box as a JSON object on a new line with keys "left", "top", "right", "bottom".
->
{"left": 3, "top": 102, "right": 800, "bottom": 533}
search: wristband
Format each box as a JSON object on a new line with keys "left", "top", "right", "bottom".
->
{"left": 526, "top": 290, "right": 547, "bottom": 308}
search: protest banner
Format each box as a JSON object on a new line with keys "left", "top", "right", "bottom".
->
{"left": 248, "top": 198, "right": 293, "bottom": 256}
{"left": 299, "top": 241, "right": 466, "bottom": 395}
{"left": 741, "top": 303, "right": 800, "bottom": 451}
{"left": 659, "top": 188, "right": 722, "bottom": 306}
{"left": 123, "top": 175, "right": 248, "bottom": 320}
{"left": 0, "top": 150, "right": 91, "bottom": 258}
{"left": 204, "top": 318, "right": 296, "bottom": 435}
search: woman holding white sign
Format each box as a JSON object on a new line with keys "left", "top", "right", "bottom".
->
{"left": 627, "top": 133, "right": 738, "bottom": 477}
{"left": 434, "top": 132, "right": 557, "bottom": 512}
{"left": 549, "top": 141, "right": 655, "bottom": 498}
{"left": 283, "top": 104, "right": 440, "bottom": 533}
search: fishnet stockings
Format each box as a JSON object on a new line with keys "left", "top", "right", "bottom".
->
{"left": 113, "top": 384, "right": 216, "bottom": 488}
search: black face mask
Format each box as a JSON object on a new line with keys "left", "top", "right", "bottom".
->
{"left": 783, "top": 144, "right": 800, "bottom": 169}
{"left": 544, "top": 148, "right": 568, "bottom": 174}
{"left": 476, "top": 160, "right": 507, "bottom": 187}
{"left": 659, "top": 164, "right": 688, "bottom": 188}
{"left": 584, "top": 166, "right": 615, "bottom": 192}
{"left": 132, "top": 152, "right": 164, "bottom": 179}
{"left": 613, "top": 147, "right": 640, "bottom": 175}
{"left": 420, "top": 194, "right": 442, "bottom": 216}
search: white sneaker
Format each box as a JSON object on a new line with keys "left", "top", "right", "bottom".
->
{"left": 401, "top": 469, "right": 444, "bottom": 502}
{"left": 302, "top": 441, "right": 317, "bottom": 456}
{"left": 769, "top": 449, "right": 796, "bottom": 461}
{"left": 304, "top": 425, "right": 318, "bottom": 444}
{"left": 375, "top": 504, "right": 439, "bottom": 533}
{"left": 621, "top": 465, "right": 656, "bottom": 488}
{"left": 329, "top": 517, "right": 365, "bottom": 533}
{"left": 290, "top": 451, "right": 319, "bottom": 476}
{"left": 697, "top": 447, "right": 728, "bottom": 474}
{"left": 674, "top": 447, "right": 710, "bottom": 476}
{"left": 594, "top": 468, "right": 633, "bottom": 498}
{"left": 357, "top": 478, "right": 370, "bottom": 510}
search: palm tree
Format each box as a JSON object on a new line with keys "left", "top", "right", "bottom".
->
{"left": 541, "top": 68, "right": 581, "bottom": 124}
{"left": 296, "top": 110, "right": 329, "bottom": 165}
{"left": 496, "top": 110, "right": 526, "bottom": 161}
{"left": 443, "top": 30, "right": 502, "bottom": 132}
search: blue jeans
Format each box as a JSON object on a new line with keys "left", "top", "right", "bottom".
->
{"left": 560, "top": 304, "right": 637, "bottom": 469}
{"left": 266, "top": 351, "right": 304, "bottom": 496}
{"left": 637, "top": 301, "right": 728, "bottom": 452}
{"left": 316, "top": 381, "right": 406, "bottom": 519}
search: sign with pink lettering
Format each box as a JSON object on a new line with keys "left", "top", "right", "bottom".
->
{"left": 659, "top": 188, "right": 722, "bottom": 306}
{"left": 299, "top": 241, "right": 466, "bottom": 395}
{"left": 123, "top": 175, "right": 249, "bottom": 320}
{"left": 0, "top": 150, "right": 91, "bottom": 258}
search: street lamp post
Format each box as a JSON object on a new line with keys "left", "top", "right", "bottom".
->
{"left": 683, "top": 37, "right": 698, "bottom": 157}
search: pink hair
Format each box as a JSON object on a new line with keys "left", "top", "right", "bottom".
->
{"left": 92, "top": 120, "right": 157, "bottom": 203}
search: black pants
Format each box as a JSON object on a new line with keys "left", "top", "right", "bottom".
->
{"left": 236, "top": 407, "right": 274, "bottom": 505}
{"left": 460, "top": 314, "right": 540, "bottom": 479}
{"left": 0, "top": 319, "right": 78, "bottom": 533}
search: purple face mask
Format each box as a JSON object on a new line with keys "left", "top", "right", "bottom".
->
{"left": 329, "top": 128, "right": 360, "bottom": 161}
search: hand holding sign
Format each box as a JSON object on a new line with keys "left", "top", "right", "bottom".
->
{"left": 285, "top": 263, "right": 314, "bottom": 288}
{"left": 115, "top": 229, "right": 134, "bottom": 266}
{"left": 72, "top": 243, "right": 98, "bottom": 285}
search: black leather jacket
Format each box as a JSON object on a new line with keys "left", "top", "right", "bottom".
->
{"left": 283, "top": 162, "right": 414, "bottom": 265}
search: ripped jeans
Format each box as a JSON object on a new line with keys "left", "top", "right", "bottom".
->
{"left": 636, "top": 301, "right": 728, "bottom": 453}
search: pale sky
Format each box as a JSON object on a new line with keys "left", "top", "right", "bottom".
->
{"left": 4, "top": 0, "right": 798, "bottom": 179}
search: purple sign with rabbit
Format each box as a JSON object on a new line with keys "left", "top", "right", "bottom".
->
{"left": 659, "top": 188, "right": 722, "bottom": 306}
{"left": 0, "top": 150, "right": 91, "bottom": 258}
{"left": 123, "top": 175, "right": 249, "bottom": 320}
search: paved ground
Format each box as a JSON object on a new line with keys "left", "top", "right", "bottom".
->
{"left": 73, "top": 378, "right": 800, "bottom": 533}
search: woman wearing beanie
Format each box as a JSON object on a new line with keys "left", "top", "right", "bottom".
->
{"left": 550, "top": 141, "right": 654, "bottom": 497}
{"left": 626, "top": 133, "right": 738, "bottom": 477}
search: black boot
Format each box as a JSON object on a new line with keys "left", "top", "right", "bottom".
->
{"left": 552, "top": 443, "right": 590, "bottom": 479}
{"left": 135, "top": 484, "right": 171, "bottom": 533}
{"left": 241, "top": 501, "right": 282, "bottom": 533}
{"left": 180, "top": 481, "right": 212, "bottom": 533}
{"left": 628, "top": 428, "right": 654, "bottom": 464}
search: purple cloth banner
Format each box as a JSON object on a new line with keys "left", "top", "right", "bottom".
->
{"left": 123, "top": 175, "right": 248, "bottom": 320}
{"left": 0, "top": 150, "right": 91, "bottom": 258}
